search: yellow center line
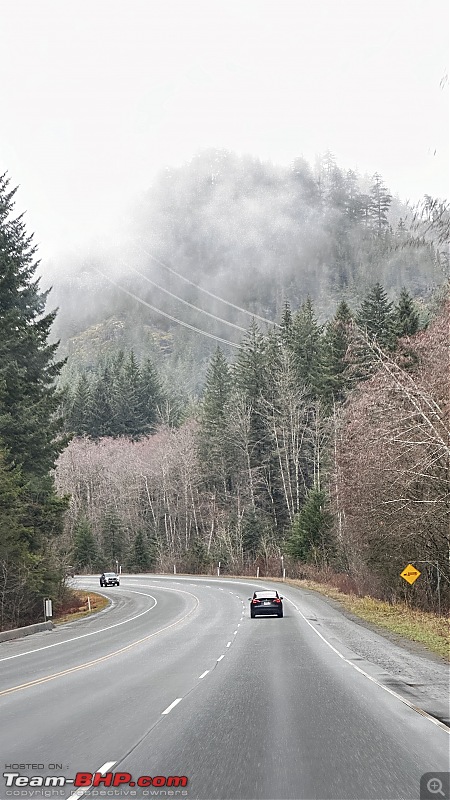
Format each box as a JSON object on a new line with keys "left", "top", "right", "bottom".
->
{"left": 0, "top": 594, "right": 199, "bottom": 698}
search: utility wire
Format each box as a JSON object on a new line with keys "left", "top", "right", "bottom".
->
{"left": 134, "top": 242, "right": 281, "bottom": 328}
{"left": 122, "top": 261, "right": 248, "bottom": 334}
{"left": 95, "top": 268, "right": 242, "bottom": 349}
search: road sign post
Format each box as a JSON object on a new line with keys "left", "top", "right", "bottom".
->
{"left": 413, "top": 561, "right": 442, "bottom": 617}
{"left": 44, "top": 598, "right": 53, "bottom": 621}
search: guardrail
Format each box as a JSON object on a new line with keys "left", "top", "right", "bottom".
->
{"left": 0, "top": 621, "right": 54, "bottom": 642}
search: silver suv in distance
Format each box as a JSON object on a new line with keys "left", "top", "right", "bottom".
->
{"left": 100, "top": 572, "right": 120, "bottom": 587}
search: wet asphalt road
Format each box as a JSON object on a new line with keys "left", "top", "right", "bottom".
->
{"left": 0, "top": 575, "right": 448, "bottom": 800}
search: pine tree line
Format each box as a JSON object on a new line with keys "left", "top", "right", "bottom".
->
{"left": 62, "top": 350, "right": 165, "bottom": 438}
{"left": 197, "top": 282, "right": 421, "bottom": 566}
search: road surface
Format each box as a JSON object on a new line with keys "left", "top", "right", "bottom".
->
{"left": 0, "top": 575, "right": 448, "bottom": 800}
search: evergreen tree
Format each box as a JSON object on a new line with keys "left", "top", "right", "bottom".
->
{"left": 290, "top": 298, "right": 323, "bottom": 395}
{"left": 101, "top": 508, "right": 125, "bottom": 565}
{"left": 72, "top": 516, "right": 98, "bottom": 571}
{"left": 0, "top": 446, "right": 30, "bottom": 563}
{"left": 241, "top": 509, "right": 263, "bottom": 560}
{"left": 344, "top": 170, "right": 364, "bottom": 223}
{"left": 279, "top": 301, "right": 293, "bottom": 346}
{"left": 369, "top": 173, "right": 392, "bottom": 234}
{"left": 234, "top": 320, "right": 267, "bottom": 401}
{"left": 286, "top": 488, "right": 333, "bottom": 564}
{"left": 199, "top": 347, "right": 233, "bottom": 493}
{"left": 89, "top": 366, "right": 115, "bottom": 437}
{"left": 67, "top": 374, "right": 91, "bottom": 435}
{"left": 0, "top": 173, "right": 66, "bottom": 474}
{"left": 112, "top": 351, "right": 146, "bottom": 436}
{"left": 394, "top": 288, "right": 420, "bottom": 337}
{"left": 139, "top": 357, "right": 163, "bottom": 430}
{"left": 0, "top": 173, "right": 68, "bottom": 625}
{"left": 128, "top": 530, "right": 152, "bottom": 572}
{"left": 322, "top": 300, "right": 353, "bottom": 406}
{"left": 356, "top": 283, "right": 397, "bottom": 350}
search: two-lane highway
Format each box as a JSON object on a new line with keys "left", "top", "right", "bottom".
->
{"left": 0, "top": 575, "right": 448, "bottom": 800}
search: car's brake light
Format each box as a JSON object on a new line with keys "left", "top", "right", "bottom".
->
{"left": 273, "top": 598, "right": 281, "bottom": 603}
{"left": 252, "top": 599, "right": 260, "bottom": 604}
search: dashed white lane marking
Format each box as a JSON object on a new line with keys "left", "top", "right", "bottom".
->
{"left": 217, "top": 654, "right": 225, "bottom": 662}
{"left": 68, "top": 761, "right": 117, "bottom": 800}
{"left": 162, "top": 698, "right": 182, "bottom": 715}
{"left": 199, "top": 670, "right": 209, "bottom": 679}
{"left": 233, "top": 630, "right": 237, "bottom": 635}
{"left": 226, "top": 642, "right": 231, "bottom": 647}
{"left": 285, "top": 598, "right": 449, "bottom": 734}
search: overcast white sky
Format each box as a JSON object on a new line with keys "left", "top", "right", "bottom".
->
{"left": 1, "top": 0, "right": 448, "bottom": 260}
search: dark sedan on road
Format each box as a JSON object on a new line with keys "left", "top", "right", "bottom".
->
{"left": 249, "top": 590, "right": 283, "bottom": 618}
{"left": 100, "top": 572, "right": 120, "bottom": 587}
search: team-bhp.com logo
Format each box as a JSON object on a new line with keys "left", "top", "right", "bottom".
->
{"left": 3, "top": 772, "right": 188, "bottom": 791}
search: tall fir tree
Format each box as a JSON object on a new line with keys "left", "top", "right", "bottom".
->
{"left": 321, "top": 300, "right": 353, "bottom": 406}
{"left": 290, "top": 297, "right": 323, "bottom": 396}
{"left": 0, "top": 174, "right": 68, "bottom": 626}
{"left": 394, "top": 287, "right": 420, "bottom": 337}
{"left": 72, "top": 516, "right": 98, "bottom": 571}
{"left": 356, "top": 283, "right": 397, "bottom": 350}
{"left": 0, "top": 174, "right": 66, "bottom": 474}
{"left": 369, "top": 173, "right": 392, "bottom": 234}
{"left": 199, "top": 347, "right": 234, "bottom": 494}
{"left": 286, "top": 487, "right": 334, "bottom": 564}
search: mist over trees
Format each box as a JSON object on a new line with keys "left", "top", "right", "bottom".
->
{"left": 50, "top": 151, "right": 448, "bottom": 614}
{"left": 51, "top": 149, "right": 443, "bottom": 404}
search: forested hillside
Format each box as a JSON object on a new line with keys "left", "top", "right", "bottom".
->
{"left": 55, "top": 283, "right": 449, "bottom": 612}
{"left": 53, "top": 150, "right": 443, "bottom": 403}
{"left": 52, "top": 152, "right": 448, "bottom": 614}
{"left": 1, "top": 150, "right": 448, "bottom": 629}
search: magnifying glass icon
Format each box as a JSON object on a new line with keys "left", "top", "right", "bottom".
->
{"left": 427, "top": 778, "right": 446, "bottom": 797}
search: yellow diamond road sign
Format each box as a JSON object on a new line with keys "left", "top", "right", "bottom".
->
{"left": 400, "top": 564, "right": 421, "bottom": 585}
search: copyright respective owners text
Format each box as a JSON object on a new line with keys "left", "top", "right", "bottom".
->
{"left": 2, "top": 769, "right": 189, "bottom": 799}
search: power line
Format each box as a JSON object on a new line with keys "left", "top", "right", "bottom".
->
{"left": 123, "top": 261, "right": 248, "bottom": 334}
{"left": 134, "top": 242, "right": 281, "bottom": 328}
{"left": 94, "top": 268, "right": 242, "bottom": 349}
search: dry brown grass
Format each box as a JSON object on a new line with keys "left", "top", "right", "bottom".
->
{"left": 54, "top": 590, "right": 109, "bottom": 624}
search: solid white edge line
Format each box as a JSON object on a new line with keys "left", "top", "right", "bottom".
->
{"left": 217, "top": 654, "right": 225, "bottom": 662}
{"left": 0, "top": 591, "right": 158, "bottom": 662}
{"left": 162, "top": 697, "right": 182, "bottom": 715}
{"left": 286, "top": 598, "right": 449, "bottom": 734}
{"left": 67, "top": 761, "right": 117, "bottom": 800}
{"left": 199, "top": 670, "right": 209, "bottom": 679}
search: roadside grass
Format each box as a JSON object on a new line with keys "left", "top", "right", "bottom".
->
{"left": 53, "top": 590, "right": 109, "bottom": 625}
{"left": 284, "top": 578, "right": 449, "bottom": 661}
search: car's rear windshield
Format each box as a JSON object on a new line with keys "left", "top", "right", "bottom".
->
{"left": 255, "top": 591, "right": 277, "bottom": 598}
{"left": 104, "top": 573, "right": 116, "bottom": 577}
